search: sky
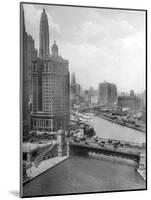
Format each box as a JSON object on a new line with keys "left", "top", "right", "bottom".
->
{"left": 23, "top": 4, "right": 146, "bottom": 93}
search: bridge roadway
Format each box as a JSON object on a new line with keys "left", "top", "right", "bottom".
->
{"left": 69, "top": 138, "right": 145, "bottom": 163}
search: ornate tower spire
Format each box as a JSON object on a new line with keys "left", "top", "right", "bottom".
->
{"left": 52, "top": 40, "right": 58, "bottom": 57}
{"left": 39, "top": 9, "right": 50, "bottom": 59}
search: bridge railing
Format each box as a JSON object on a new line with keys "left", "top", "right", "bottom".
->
{"left": 69, "top": 141, "right": 140, "bottom": 158}
{"left": 88, "top": 137, "right": 143, "bottom": 147}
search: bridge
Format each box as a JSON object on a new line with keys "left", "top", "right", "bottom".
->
{"left": 69, "top": 138, "right": 144, "bottom": 163}
{"left": 76, "top": 104, "right": 107, "bottom": 112}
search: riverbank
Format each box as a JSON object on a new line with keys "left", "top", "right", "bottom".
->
{"left": 88, "top": 152, "right": 138, "bottom": 167}
{"left": 97, "top": 114, "right": 145, "bottom": 133}
{"left": 23, "top": 155, "right": 69, "bottom": 184}
{"left": 88, "top": 152, "right": 146, "bottom": 181}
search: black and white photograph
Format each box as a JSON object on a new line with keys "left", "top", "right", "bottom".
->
{"left": 20, "top": 2, "right": 147, "bottom": 198}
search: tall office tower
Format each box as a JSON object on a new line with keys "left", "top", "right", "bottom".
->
{"left": 71, "top": 72, "right": 76, "bottom": 85}
{"left": 27, "top": 35, "right": 37, "bottom": 99}
{"left": 39, "top": 9, "right": 50, "bottom": 59}
{"left": 21, "top": 6, "right": 37, "bottom": 134}
{"left": 98, "top": 82, "right": 117, "bottom": 105}
{"left": 32, "top": 9, "right": 70, "bottom": 132}
{"left": 70, "top": 73, "right": 77, "bottom": 94}
{"left": 70, "top": 73, "right": 77, "bottom": 106}
{"left": 22, "top": 7, "right": 28, "bottom": 131}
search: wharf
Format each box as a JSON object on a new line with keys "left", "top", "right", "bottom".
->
{"left": 23, "top": 155, "right": 69, "bottom": 184}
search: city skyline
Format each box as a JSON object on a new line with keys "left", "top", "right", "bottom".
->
{"left": 23, "top": 4, "right": 145, "bottom": 93}
{"left": 21, "top": 4, "right": 146, "bottom": 197}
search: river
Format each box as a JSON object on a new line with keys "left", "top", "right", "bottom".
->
{"left": 23, "top": 116, "right": 146, "bottom": 197}
{"left": 93, "top": 116, "right": 145, "bottom": 144}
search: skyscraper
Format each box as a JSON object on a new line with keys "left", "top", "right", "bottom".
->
{"left": 70, "top": 73, "right": 81, "bottom": 106}
{"left": 21, "top": 6, "right": 37, "bottom": 134}
{"left": 71, "top": 72, "right": 76, "bottom": 85}
{"left": 26, "top": 35, "right": 38, "bottom": 101}
{"left": 98, "top": 82, "right": 117, "bottom": 105}
{"left": 32, "top": 9, "right": 70, "bottom": 132}
{"left": 70, "top": 73, "right": 77, "bottom": 95}
{"left": 39, "top": 9, "right": 50, "bottom": 59}
{"left": 22, "top": 7, "right": 28, "bottom": 131}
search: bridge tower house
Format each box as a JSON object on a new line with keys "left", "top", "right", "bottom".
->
{"left": 57, "top": 128, "right": 68, "bottom": 156}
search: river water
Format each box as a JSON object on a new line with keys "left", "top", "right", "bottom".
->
{"left": 93, "top": 116, "right": 145, "bottom": 144}
{"left": 23, "top": 116, "right": 146, "bottom": 197}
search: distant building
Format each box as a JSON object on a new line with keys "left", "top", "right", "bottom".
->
{"left": 70, "top": 73, "right": 83, "bottom": 107}
{"left": 32, "top": 9, "right": 70, "bottom": 132}
{"left": 71, "top": 73, "right": 76, "bottom": 85}
{"left": 83, "top": 90, "right": 89, "bottom": 104}
{"left": 138, "top": 90, "right": 146, "bottom": 110}
{"left": 76, "top": 83, "right": 82, "bottom": 96}
{"left": 88, "top": 87, "right": 98, "bottom": 105}
{"left": 90, "top": 95, "right": 98, "bottom": 105}
{"left": 70, "top": 73, "right": 76, "bottom": 107}
{"left": 118, "top": 91, "right": 141, "bottom": 110}
{"left": 130, "top": 90, "right": 135, "bottom": 97}
{"left": 98, "top": 82, "right": 117, "bottom": 105}
{"left": 70, "top": 73, "right": 77, "bottom": 98}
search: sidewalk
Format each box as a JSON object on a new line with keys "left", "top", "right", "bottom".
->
{"left": 24, "top": 155, "right": 69, "bottom": 183}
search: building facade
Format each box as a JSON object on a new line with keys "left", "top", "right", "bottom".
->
{"left": 32, "top": 9, "right": 70, "bottom": 132}
{"left": 70, "top": 73, "right": 82, "bottom": 107}
{"left": 22, "top": 7, "right": 37, "bottom": 134}
{"left": 118, "top": 91, "right": 141, "bottom": 110}
{"left": 27, "top": 35, "right": 37, "bottom": 99}
{"left": 98, "top": 82, "right": 117, "bottom": 105}
{"left": 88, "top": 87, "right": 98, "bottom": 105}
{"left": 70, "top": 73, "right": 77, "bottom": 106}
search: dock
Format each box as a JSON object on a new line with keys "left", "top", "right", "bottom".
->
{"left": 23, "top": 155, "right": 69, "bottom": 184}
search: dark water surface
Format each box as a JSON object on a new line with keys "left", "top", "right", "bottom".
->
{"left": 23, "top": 116, "right": 146, "bottom": 197}
{"left": 23, "top": 156, "right": 145, "bottom": 197}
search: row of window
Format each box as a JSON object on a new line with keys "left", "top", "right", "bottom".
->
{"left": 33, "top": 63, "right": 68, "bottom": 74}
{"left": 33, "top": 119, "right": 53, "bottom": 128}
{"left": 33, "top": 118, "right": 67, "bottom": 129}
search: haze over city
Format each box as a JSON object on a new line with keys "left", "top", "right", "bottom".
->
{"left": 23, "top": 4, "right": 145, "bottom": 93}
